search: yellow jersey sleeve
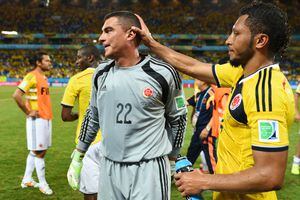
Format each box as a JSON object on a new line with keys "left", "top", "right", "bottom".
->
{"left": 250, "top": 76, "right": 293, "bottom": 151}
{"left": 18, "top": 73, "right": 36, "bottom": 93}
{"left": 296, "top": 84, "right": 300, "bottom": 94}
{"left": 61, "top": 77, "right": 79, "bottom": 107}
{"left": 212, "top": 63, "right": 243, "bottom": 88}
{"left": 249, "top": 111, "right": 289, "bottom": 151}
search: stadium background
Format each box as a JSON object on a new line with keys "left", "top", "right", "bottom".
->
{"left": 0, "top": 0, "right": 299, "bottom": 199}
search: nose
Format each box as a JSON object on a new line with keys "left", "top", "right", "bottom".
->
{"left": 98, "top": 33, "right": 105, "bottom": 44}
{"left": 225, "top": 33, "right": 232, "bottom": 46}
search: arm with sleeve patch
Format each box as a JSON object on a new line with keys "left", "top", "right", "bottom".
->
{"left": 165, "top": 75, "right": 187, "bottom": 158}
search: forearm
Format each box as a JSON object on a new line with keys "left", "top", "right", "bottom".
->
{"left": 148, "top": 40, "right": 215, "bottom": 84}
{"left": 169, "top": 114, "right": 187, "bottom": 157}
{"left": 13, "top": 96, "right": 29, "bottom": 115}
{"left": 76, "top": 108, "right": 99, "bottom": 152}
{"left": 203, "top": 165, "right": 283, "bottom": 193}
{"left": 62, "top": 112, "right": 78, "bottom": 122}
{"left": 68, "top": 113, "right": 78, "bottom": 121}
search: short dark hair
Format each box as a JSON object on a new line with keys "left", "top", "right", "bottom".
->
{"left": 79, "top": 45, "right": 101, "bottom": 60}
{"left": 104, "top": 11, "right": 142, "bottom": 45}
{"left": 29, "top": 52, "right": 48, "bottom": 67}
{"left": 240, "top": 1, "right": 291, "bottom": 57}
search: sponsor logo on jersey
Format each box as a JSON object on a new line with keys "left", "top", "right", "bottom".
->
{"left": 175, "top": 95, "right": 186, "bottom": 110}
{"left": 143, "top": 87, "right": 154, "bottom": 98}
{"left": 258, "top": 120, "right": 279, "bottom": 142}
{"left": 230, "top": 94, "right": 242, "bottom": 111}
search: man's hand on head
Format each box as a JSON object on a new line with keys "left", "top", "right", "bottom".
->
{"left": 131, "top": 14, "right": 154, "bottom": 46}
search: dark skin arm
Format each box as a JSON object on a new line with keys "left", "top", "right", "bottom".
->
{"left": 175, "top": 150, "right": 287, "bottom": 196}
{"left": 61, "top": 105, "right": 78, "bottom": 122}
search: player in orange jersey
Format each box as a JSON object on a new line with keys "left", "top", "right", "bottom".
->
{"left": 13, "top": 52, "right": 53, "bottom": 195}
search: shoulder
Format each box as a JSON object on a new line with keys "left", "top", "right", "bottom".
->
{"left": 94, "top": 59, "right": 114, "bottom": 75}
{"left": 147, "top": 56, "right": 181, "bottom": 87}
{"left": 213, "top": 62, "right": 243, "bottom": 87}
{"left": 148, "top": 56, "right": 177, "bottom": 74}
{"left": 23, "top": 71, "right": 36, "bottom": 80}
{"left": 92, "top": 60, "right": 115, "bottom": 89}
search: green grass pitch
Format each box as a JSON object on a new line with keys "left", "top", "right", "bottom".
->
{"left": 0, "top": 86, "right": 299, "bottom": 199}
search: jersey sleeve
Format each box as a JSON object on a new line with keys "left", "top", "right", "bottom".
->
{"left": 249, "top": 82, "right": 290, "bottom": 152}
{"left": 164, "top": 69, "right": 187, "bottom": 158}
{"left": 18, "top": 73, "right": 35, "bottom": 93}
{"left": 61, "top": 77, "right": 78, "bottom": 107}
{"left": 212, "top": 63, "right": 243, "bottom": 88}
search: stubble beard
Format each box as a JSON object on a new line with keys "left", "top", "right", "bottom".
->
{"left": 229, "top": 44, "right": 254, "bottom": 68}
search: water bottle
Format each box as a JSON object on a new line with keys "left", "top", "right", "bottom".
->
{"left": 175, "top": 156, "right": 202, "bottom": 200}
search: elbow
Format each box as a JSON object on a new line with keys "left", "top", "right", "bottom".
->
{"left": 261, "top": 174, "right": 284, "bottom": 191}
{"left": 61, "top": 113, "right": 69, "bottom": 121}
{"left": 268, "top": 178, "right": 283, "bottom": 191}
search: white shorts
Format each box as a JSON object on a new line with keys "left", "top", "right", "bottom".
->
{"left": 26, "top": 117, "right": 52, "bottom": 151}
{"left": 79, "top": 142, "right": 102, "bottom": 194}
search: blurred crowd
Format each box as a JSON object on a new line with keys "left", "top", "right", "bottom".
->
{"left": 0, "top": 0, "right": 299, "bottom": 81}
{"left": 0, "top": 50, "right": 80, "bottom": 79}
{"left": 0, "top": 49, "right": 299, "bottom": 81}
{"left": 0, "top": 0, "right": 299, "bottom": 34}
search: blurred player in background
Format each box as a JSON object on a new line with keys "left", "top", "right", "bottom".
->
{"left": 68, "top": 11, "right": 187, "bottom": 200}
{"left": 133, "top": 1, "right": 295, "bottom": 199}
{"left": 61, "top": 45, "right": 102, "bottom": 200}
{"left": 291, "top": 83, "right": 300, "bottom": 175}
{"left": 12, "top": 52, "right": 53, "bottom": 195}
{"left": 207, "top": 86, "right": 230, "bottom": 141}
{"left": 186, "top": 79, "right": 216, "bottom": 174}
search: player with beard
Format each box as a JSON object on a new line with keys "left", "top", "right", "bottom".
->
{"left": 132, "top": 1, "right": 295, "bottom": 200}
{"left": 13, "top": 52, "right": 53, "bottom": 195}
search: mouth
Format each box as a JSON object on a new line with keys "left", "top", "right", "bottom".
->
{"left": 103, "top": 44, "right": 110, "bottom": 49}
{"left": 228, "top": 49, "right": 234, "bottom": 56}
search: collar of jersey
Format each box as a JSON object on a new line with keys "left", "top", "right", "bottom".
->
{"left": 239, "top": 63, "right": 279, "bottom": 84}
{"left": 114, "top": 55, "right": 149, "bottom": 70}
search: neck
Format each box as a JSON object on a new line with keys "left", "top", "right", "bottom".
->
{"left": 115, "top": 49, "right": 140, "bottom": 67}
{"left": 243, "top": 54, "right": 274, "bottom": 77}
{"left": 89, "top": 61, "right": 98, "bottom": 69}
{"left": 35, "top": 66, "right": 44, "bottom": 75}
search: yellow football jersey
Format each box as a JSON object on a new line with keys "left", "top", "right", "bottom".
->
{"left": 18, "top": 72, "right": 39, "bottom": 110}
{"left": 61, "top": 68, "right": 101, "bottom": 144}
{"left": 212, "top": 63, "right": 295, "bottom": 200}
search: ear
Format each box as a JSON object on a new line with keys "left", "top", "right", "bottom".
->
{"left": 36, "top": 60, "right": 41, "bottom": 67}
{"left": 87, "top": 55, "right": 94, "bottom": 63}
{"left": 127, "top": 29, "right": 137, "bottom": 41}
{"left": 255, "top": 33, "right": 269, "bottom": 49}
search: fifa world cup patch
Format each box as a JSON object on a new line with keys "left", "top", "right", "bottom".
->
{"left": 258, "top": 120, "right": 279, "bottom": 142}
{"left": 175, "top": 96, "right": 185, "bottom": 110}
